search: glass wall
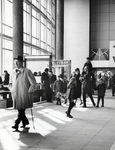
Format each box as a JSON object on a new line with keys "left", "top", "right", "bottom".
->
{"left": 90, "top": 0, "right": 115, "bottom": 61}
{"left": 0, "top": 0, "right": 55, "bottom": 79}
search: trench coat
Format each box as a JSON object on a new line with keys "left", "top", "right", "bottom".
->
{"left": 11, "top": 67, "right": 36, "bottom": 109}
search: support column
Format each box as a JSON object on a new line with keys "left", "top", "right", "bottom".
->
{"left": 56, "top": 0, "right": 64, "bottom": 60}
{"left": 13, "top": 0, "right": 23, "bottom": 58}
{"left": 0, "top": 0, "right": 2, "bottom": 75}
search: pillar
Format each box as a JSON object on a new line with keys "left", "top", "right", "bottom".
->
{"left": 13, "top": 0, "right": 23, "bottom": 58}
{"left": 0, "top": 0, "right": 2, "bottom": 75}
{"left": 56, "top": 0, "right": 64, "bottom": 60}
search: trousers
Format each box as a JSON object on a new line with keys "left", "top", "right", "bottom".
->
{"left": 97, "top": 96, "right": 104, "bottom": 106}
{"left": 83, "top": 93, "right": 95, "bottom": 107}
{"left": 67, "top": 100, "right": 75, "bottom": 115}
{"left": 15, "top": 109, "right": 29, "bottom": 127}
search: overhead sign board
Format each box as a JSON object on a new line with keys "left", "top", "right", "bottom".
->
{"left": 52, "top": 60, "right": 71, "bottom": 67}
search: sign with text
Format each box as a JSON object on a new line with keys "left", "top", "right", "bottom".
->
{"left": 52, "top": 60, "right": 71, "bottom": 67}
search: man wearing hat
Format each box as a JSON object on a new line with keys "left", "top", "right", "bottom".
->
{"left": 83, "top": 57, "right": 92, "bottom": 73}
{"left": 10, "top": 55, "right": 36, "bottom": 130}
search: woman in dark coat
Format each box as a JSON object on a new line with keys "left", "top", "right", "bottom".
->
{"left": 65, "top": 77, "right": 77, "bottom": 118}
{"left": 81, "top": 67, "right": 96, "bottom": 107}
{"left": 75, "top": 68, "right": 82, "bottom": 105}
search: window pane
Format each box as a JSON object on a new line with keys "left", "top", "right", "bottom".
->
{"left": 32, "top": 17, "right": 37, "bottom": 37}
{"left": 24, "top": 45, "right": 31, "bottom": 55}
{"left": 32, "top": 48, "right": 37, "bottom": 55}
{"left": 3, "top": 50, "right": 13, "bottom": 75}
{"left": 2, "top": 25, "right": 13, "bottom": 36}
{"left": 41, "top": 23, "right": 46, "bottom": 43}
{"left": 3, "top": 39, "right": 13, "bottom": 50}
{"left": 32, "top": 8, "right": 36, "bottom": 17}
{"left": 4, "top": 0, "right": 13, "bottom": 27}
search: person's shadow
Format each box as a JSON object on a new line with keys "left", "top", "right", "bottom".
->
{"left": 18, "top": 131, "right": 44, "bottom": 148}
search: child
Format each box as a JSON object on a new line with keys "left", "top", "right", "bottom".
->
{"left": 96, "top": 78, "right": 106, "bottom": 107}
{"left": 65, "top": 77, "right": 77, "bottom": 118}
{"left": 53, "top": 75, "right": 63, "bottom": 105}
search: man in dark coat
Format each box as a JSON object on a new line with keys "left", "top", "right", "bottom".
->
{"left": 0, "top": 76, "right": 2, "bottom": 84}
{"left": 111, "top": 72, "right": 115, "bottom": 96}
{"left": 49, "top": 71, "right": 57, "bottom": 100}
{"left": 83, "top": 57, "right": 92, "bottom": 73}
{"left": 82, "top": 68, "right": 96, "bottom": 107}
{"left": 41, "top": 68, "right": 52, "bottom": 102}
{"left": 49, "top": 71, "right": 57, "bottom": 88}
{"left": 3, "top": 70, "right": 10, "bottom": 85}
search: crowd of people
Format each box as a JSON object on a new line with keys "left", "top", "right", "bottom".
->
{"left": 40, "top": 57, "right": 108, "bottom": 118}
{"left": 1, "top": 55, "right": 114, "bottom": 131}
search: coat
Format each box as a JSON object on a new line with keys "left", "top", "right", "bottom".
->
{"left": 111, "top": 74, "right": 115, "bottom": 86}
{"left": 97, "top": 83, "right": 106, "bottom": 97}
{"left": 75, "top": 73, "right": 82, "bottom": 98}
{"left": 66, "top": 77, "right": 77, "bottom": 100}
{"left": 4, "top": 73, "right": 10, "bottom": 85}
{"left": 82, "top": 71, "right": 94, "bottom": 95}
{"left": 49, "top": 74, "right": 57, "bottom": 84}
{"left": 0, "top": 76, "right": 2, "bottom": 84}
{"left": 68, "top": 83, "right": 77, "bottom": 100}
{"left": 41, "top": 72, "right": 50, "bottom": 89}
{"left": 83, "top": 61, "right": 92, "bottom": 72}
{"left": 53, "top": 79, "right": 63, "bottom": 93}
{"left": 11, "top": 67, "right": 36, "bottom": 109}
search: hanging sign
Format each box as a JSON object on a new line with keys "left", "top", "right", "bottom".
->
{"left": 52, "top": 60, "right": 71, "bottom": 67}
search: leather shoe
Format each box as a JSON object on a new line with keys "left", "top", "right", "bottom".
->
{"left": 12, "top": 125, "right": 18, "bottom": 130}
{"left": 67, "top": 114, "right": 73, "bottom": 118}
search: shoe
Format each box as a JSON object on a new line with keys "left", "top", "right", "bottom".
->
{"left": 83, "top": 105, "right": 86, "bottom": 108}
{"left": 101, "top": 105, "right": 104, "bottom": 107}
{"left": 12, "top": 125, "right": 18, "bottom": 130}
{"left": 67, "top": 114, "right": 73, "bottom": 118}
{"left": 96, "top": 105, "right": 99, "bottom": 108}
{"left": 93, "top": 103, "right": 96, "bottom": 107}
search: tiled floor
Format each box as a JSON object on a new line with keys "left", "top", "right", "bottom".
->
{"left": 0, "top": 89, "right": 115, "bottom": 150}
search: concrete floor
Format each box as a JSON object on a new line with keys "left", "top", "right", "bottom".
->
{"left": 0, "top": 89, "right": 115, "bottom": 150}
